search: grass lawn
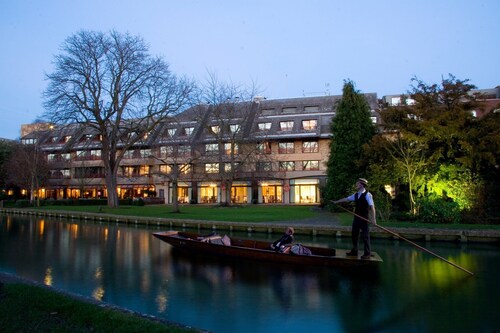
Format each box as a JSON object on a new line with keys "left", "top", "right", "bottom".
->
{"left": 31, "top": 204, "right": 500, "bottom": 230}
{"left": 35, "top": 204, "right": 322, "bottom": 222}
{"left": 0, "top": 282, "right": 197, "bottom": 333}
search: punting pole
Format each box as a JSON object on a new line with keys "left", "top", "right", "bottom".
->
{"left": 331, "top": 201, "right": 474, "bottom": 276}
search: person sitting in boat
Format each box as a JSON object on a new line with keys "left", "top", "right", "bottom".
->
{"left": 271, "top": 227, "right": 294, "bottom": 252}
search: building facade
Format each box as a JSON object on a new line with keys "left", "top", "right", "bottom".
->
{"left": 20, "top": 94, "right": 379, "bottom": 205}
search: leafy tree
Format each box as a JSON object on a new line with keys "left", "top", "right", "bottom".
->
{"left": 43, "top": 30, "right": 194, "bottom": 207}
{"left": 325, "top": 80, "right": 376, "bottom": 203}
{"left": 374, "top": 74, "right": 497, "bottom": 220}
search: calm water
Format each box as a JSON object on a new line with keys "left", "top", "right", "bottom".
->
{"left": 0, "top": 214, "right": 499, "bottom": 333}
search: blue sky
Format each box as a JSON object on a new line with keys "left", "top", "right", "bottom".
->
{"left": 1, "top": 0, "right": 499, "bottom": 140}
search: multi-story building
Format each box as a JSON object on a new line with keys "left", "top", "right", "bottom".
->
{"left": 20, "top": 94, "right": 379, "bottom": 205}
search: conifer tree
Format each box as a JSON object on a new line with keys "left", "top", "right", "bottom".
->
{"left": 325, "top": 80, "right": 376, "bottom": 203}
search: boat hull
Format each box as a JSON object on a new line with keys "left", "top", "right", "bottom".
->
{"left": 153, "top": 231, "right": 382, "bottom": 268}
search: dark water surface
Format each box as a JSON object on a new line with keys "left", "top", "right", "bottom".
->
{"left": 1, "top": 214, "right": 499, "bottom": 333}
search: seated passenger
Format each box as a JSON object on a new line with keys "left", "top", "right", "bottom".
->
{"left": 271, "top": 227, "right": 294, "bottom": 252}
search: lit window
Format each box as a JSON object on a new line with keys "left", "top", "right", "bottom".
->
{"left": 280, "top": 121, "right": 294, "bottom": 131}
{"left": 139, "top": 165, "right": 150, "bottom": 176}
{"left": 205, "top": 163, "right": 219, "bottom": 173}
{"left": 302, "top": 119, "right": 317, "bottom": 130}
{"left": 160, "top": 164, "right": 172, "bottom": 174}
{"left": 211, "top": 125, "right": 220, "bottom": 134}
{"left": 224, "top": 143, "right": 238, "bottom": 155}
{"left": 258, "top": 122, "right": 271, "bottom": 131}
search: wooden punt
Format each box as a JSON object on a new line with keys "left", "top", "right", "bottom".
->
{"left": 153, "top": 231, "right": 382, "bottom": 268}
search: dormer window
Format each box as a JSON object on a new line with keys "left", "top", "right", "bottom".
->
{"left": 168, "top": 128, "right": 176, "bottom": 137}
{"left": 279, "top": 121, "right": 294, "bottom": 131}
{"left": 258, "top": 122, "right": 271, "bottom": 131}
{"left": 184, "top": 127, "right": 194, "bottom": 136}
{"left": 302, "top": 119, "right": 317, "bottom": 131}
{"left": 211, "top": 125, "right": 220, "bottom": 134}
{"left": 230, "top": 124, "right": 240, "bottom": 133}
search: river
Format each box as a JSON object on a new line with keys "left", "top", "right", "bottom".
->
{"left": 0, "top": 214, "right": 498, "bottom": 333}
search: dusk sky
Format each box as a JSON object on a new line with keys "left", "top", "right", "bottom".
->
{"left": 1, "top": 0, "right": 499, "bottom": 140}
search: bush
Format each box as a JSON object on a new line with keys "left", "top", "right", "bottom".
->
{"left": 14, "top": 200, "right": 31, "bottom": 208}
{"left": 132, "top": 198, "right": 145, "bottom": 206}
{"left": 416, "top": 197, "right": 462, "bottom": 224}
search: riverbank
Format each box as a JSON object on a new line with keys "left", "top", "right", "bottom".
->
{"left": 0, "top": 272, "right": 205, "bottom": 332}
{"left": 2, "top": 207, "right": 500, "bottom": 243}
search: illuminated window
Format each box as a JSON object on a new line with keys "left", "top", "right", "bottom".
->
{"left": 224, "top": 143, "right": 238, "bottom": 155}
{"left": 211, "top": 125, "right": 220, "bottom": 134}
{"left": 302, "top": 119, "right": 317, "bottom": 130}
{"left": 160, "top": 164, "right": 172, "bottom": 174}
{"left": 279, "top": 121, "right": 294, "bottom": 131}
{"left": 258, "top": 122, "right": 271, "bottom": 131}
{"left": 205, "top": 163, "right": 219, "bottom": 173}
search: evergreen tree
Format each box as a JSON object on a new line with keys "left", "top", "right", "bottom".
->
{"left": 325, "top": 80, "right": 376, "bottom": 203}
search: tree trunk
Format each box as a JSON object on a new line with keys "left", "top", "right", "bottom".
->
{"left": 105, "top": 173, "right": 119, "bottom": 208}
{"left": 171, "top": 180, "right": 180, "bottom": 213}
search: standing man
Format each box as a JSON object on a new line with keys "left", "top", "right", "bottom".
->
{"left": 332, "top": 178, "right": 376, "bottom": 259}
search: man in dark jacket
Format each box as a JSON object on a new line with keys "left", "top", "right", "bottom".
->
{"left": 332, "top": 178, "right": 377, "bottom": 259}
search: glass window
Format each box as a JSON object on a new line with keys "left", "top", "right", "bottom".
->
{"left": 303, "top": 160, "right": 319, "bottom": 170}
{"left": 302, "top": 141, "right": 319, "bottom": 153}
{"left": 168, "top": 128, "right": 176, "bottom": 137}
{"left": 258, "top": 122, "right": 271, "bottom": 131}
{"left": 211, "top": 125, "right": 220, "bottom": 134}
{"left": 279, "top": 161, "right": 295, "bottom": 171}
{"left": 160, "top": 164, "right": 172, "bottom": 174}
{"left": 278, "top": 142, "right": 294, "bottom": 154}
{"left": 302, "top": 119, "right": 317, "bottom": 130}
{"left": 184, "top": 127, "right": 194, "bottom": 136}
{"left": 224, "top": 143, "right": 238, "bottom": 155}
{"left": 280, "top": 121, "right": 294, "bottom": 131}
{"left": 257, "top": 162, "right": 272, "bottom": 172}
{"left": 205, "top": 143, "right": 218, "bottom": 155}
{"left": 205, "top": 163, "right": 219, "bottom": 173}
{"left": 230, "top": 124, "right": 240, "bottom": 133}
{"left": 257, "top": 142, "right": 271, "bottom": 154}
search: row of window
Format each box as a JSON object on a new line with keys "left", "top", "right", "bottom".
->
{"left": 257, "top": 119, "right": 318, "bottom": 132}
{"left": 49, "top": 159, "right": 321, "bottom": 179}
{"left": 45, "top": 141, "right": 320, "bottom": 162}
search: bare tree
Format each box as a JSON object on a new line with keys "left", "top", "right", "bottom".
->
{"left": 43, "top": 30, "right": 194, "bottom": 207}
{"left": 6, "top": 142, "right": 50, "bottom": 205}
{"left": 196, "top": 73, "right": 261, "bottom": 206}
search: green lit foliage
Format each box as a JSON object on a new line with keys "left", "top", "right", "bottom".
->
{"left": 419, "top": 164, "right": 482, "bottom": 212}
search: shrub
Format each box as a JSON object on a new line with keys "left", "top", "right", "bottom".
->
{"left": 416, "top": 197, "right": 461, "bottom": 224}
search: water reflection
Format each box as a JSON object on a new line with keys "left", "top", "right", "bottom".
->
{"left": 0, "top": 214, "right": 499, "bottom": 333}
